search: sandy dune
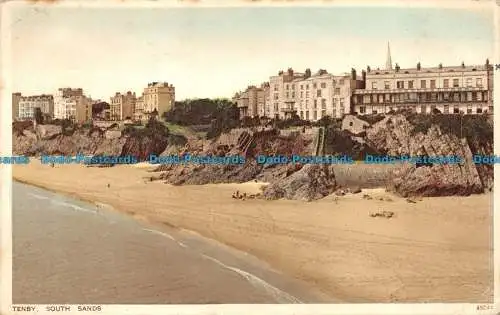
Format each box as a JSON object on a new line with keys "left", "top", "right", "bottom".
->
{"left": 13, "top": 160, "right": 493, "bottom": 302}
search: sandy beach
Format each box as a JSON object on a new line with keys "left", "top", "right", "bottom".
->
{"left": 13, "top": 160, "right": 493, "bottom": 303}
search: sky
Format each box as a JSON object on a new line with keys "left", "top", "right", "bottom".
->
{"left": 7, "top": 2, "right": 495, "bottom": 101}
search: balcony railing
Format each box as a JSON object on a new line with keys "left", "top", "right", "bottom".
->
{"left": 353, "top": 87, "right": 487, "bottom": 94}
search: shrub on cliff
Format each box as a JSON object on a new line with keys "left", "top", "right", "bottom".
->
{"left": 407, "top": 113, "right": 493, "bottom": 146}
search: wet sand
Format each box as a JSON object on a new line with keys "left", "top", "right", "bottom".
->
{"left": 13, "top": 182, "right": 325, "bottom": 304}
{"left": 13, "top": 160, "right": 494, "bottom": 302}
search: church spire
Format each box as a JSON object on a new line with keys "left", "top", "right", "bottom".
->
{"left": 385, "top": 42, "right": 393, "bottom": 70}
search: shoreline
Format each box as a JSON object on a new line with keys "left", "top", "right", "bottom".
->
{"left": 12, "top": 161, "right": 494, "bottom": 302}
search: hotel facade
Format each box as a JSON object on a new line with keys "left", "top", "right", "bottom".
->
{"left": 141, "top": 82, "right": 175, "bottom": 118}
{"left": 352, "top": 45, "right": 494, "bottom": 115}
{"left": 109, "top": 91, "right": 136, "bottom": 121}
{"left": 18, "top": 94, "right": 54, "bottom": 120}
{"left": 234, "top": 83, "right": 269, "bottom": 118}
{"left": 234, "top": 44, "right": 493, "bottom": 121}
{"left": 54, "top": 88, "right": 92, "bottom": 123}
{"left": 236, "top": 68, "right": 364, "bottom": 121}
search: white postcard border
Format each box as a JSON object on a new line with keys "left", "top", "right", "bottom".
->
{"left": 1, "top": 1, "right": 498, "bottom": 315}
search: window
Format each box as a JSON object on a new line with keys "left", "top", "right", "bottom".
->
{"left": 274, "top": 94, "right": 278, "bottom": 100}
{"left": 321, "top": 99, "right": 326, "bottom": 109}
{"left": 443, "top": 79, "right": 449, "bottom": 88}
{"left": 467, "top": 92, "right": 472, "bottom": 101}
{"left": 453, "top": 93, "right": 460, "bottom": 101}
{"left": 360, "top": 106, "right": 366, "bottom": 114}
{"left": 313, "top": 99, "right": 317, "bottom": 108}
{"left": 321, "top": 110, "right": 326, "bottom": 117}
{"left": 334, "top": 88, "right": 340, "bottom": 95}
{"left": 339, "top": 79, "right": 345, "bottom": 85}
{"left": 453, "top": 108, "right": 459, "bottom": 114}
{"left": 420, "top": 80, "right": 426, "bottom": 88}
{"left": 430, "top": 80, "right": 436, "bottom": 89}
{"left": 385, "top": 94, "right": 391, "bottom": 102}
{"left": 313, "top": 111, "right": 317, "bottom": 120}
{"left": 321, "top": 83, "right": 326, "bottom": 89}
{"left": 466, "top": 78, "right": 472, "bottom": 87}
{"left": 291, "top": 92, "right": 295, "bottom": 98}
{"left": 306, "top": 91, "right": 310, "bottom": 98}
{"left": 300, "top": 111, "right": 304, "bottom": 119}
{"left": 306, "top": 111, "right": 309, "bottom": 120}
{"left": 397, "top": 81, "right": 404, "bottom": 89}
{"left": 384, "top": 81, "right": 390, "bottom": 89}
{"left": 408, "top": 80, "right": 414, "bottom": 89}
{"left": 313, "top": 83, "right": 317, "bottom": 88}
{"left": 292, "top": 85, "right": 295, "bottom": 90}
{"left": 306, "top": 84, "right": 309, "bottom": 90}
{"left": 420, "top": 105, "right": 426, "bottom": 113}
{"left": 339, "top": 98, "right": 344, "bottom": 107}
{"left": 274, "top": 103, "right": 278, "bottom": 111}
{"left": 431, "top": 93, "right": 437, "bottom": 102}
{"left": 453, "top": 79, "right": 459, "bottom": 87}
{"left": 286, "top": 85, "right": 289, "bottom": 90}
{"left": 371, "top": 82, "right": 377, "bottom": 89}
{"left": 300, "top": 91, "right": 303, "bottom": 98}
{"left": 444, "top": 105, "right": 449, "bottom": 114}
{"left": 286, "top": 92, "right": 289, "bottom": 98}
{"left": 379, "top": 95, "right": 384, "bottom": 103}
{"left": 472, "top": 92, "right": 478, "bottom": 101}
{"left": 467, "top": 108, "right": 472, "bottom": 114}
{"left": 443, "top": 93, "right": 450, "bottom": 101}
{"left": 477, "top": 108, "right": 483, "bottom": 114}
{"left": 476, "top": 78, "right": 483, "bottom": 87}
{"left": 301, "top": 85, "right": 304, "bottom": 90}
{"left": 317, "top": 90, "right": 322, "bottom": 97}
{"left": 372, "top": 110, "right": 378, "bottom": 114}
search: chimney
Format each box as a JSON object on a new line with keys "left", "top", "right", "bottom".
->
{"left": 278, "top": 70, "right": 284, "bottom": 75}
{"left": 486, "top": 58, "right": 490, "bottom": 66}
{"left": 438, "top": 63, "right": 443, "bottom": 69}
{"left": 367, "top": 66, "right": 371, "bottom": 73}
{"left": 305, "top": 68, "right": 311, "bottom": 78}
{"left": 461, "top": 61, "right": 465, "bottom": 68}
{"left": 361, "top": 70, "right": 366, "bottom": 82}
{"left": 351, "top": 68, "right": 356, "bottom": 80}
{"left": 417, "top": 62, "right": 421, "bottom": 71}
{"left": 395, "top": 63, "right": 400, "bottom": 72}
{"left": 287, "top": 68, "right": 294, "bottom": 77}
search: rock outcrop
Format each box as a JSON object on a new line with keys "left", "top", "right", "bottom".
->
{"left": 13, "top": 124, "right": 169, "bottom": 162}
{"left": 36, "top": 125, "right": 62, "bottom": 140}
{"left": 262, "top": 164, "right": 336, "bottom": 201}
{"left": 366, "top": 115, "right": 486, "bottom": 197}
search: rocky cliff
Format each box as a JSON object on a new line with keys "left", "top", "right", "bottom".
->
{"left": 365, "top": 115, "right": 492, "bottom": 197}
{"left": 13, "top": 115, "right": 493, "bottom": 200}
{"left": 13, "top": 123, "right": 169, "bottom": 162}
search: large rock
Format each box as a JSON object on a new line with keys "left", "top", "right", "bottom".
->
{"left": 262, "top": 164, "right": 336, "bottom": 201}
{"left": 366, "top": 115, "right": 485, "bottom": 197}
{"left": 36, "top": 124, "right": 62, "bottom": 140}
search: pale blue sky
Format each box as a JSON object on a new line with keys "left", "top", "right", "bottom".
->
{"left": 9, "top": 4, "right": 495, "bottom": 100}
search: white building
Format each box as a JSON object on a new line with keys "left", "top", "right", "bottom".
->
{"left": 352, "top": 43, "right": 494, "bottom": 115}
{"left": 18, "top": 94, "right": 54, "bottom": 120}
{"left": 54, "top": 88, "right": 92, "bottom": 123}
{"left": 236, "top": 67, "right": 363, "bottom": 121}
{"left": 293, "top": 69, "right": 363, "bottom": 120}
